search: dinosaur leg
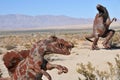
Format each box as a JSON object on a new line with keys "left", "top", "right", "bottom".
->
{"left": 46, "top": 63, "right": 68, "bottom": 75}
{"left": 92, "top": 37, "right": 99, "bottom": 50}
{"left": 40, "top": 70, "right": 52, "bottom": 80}
{"left": 102, "top": 29, "right": 115, "bottom": 49}
{"left": 85, "top": 33, "right": 94, "bottom": 42}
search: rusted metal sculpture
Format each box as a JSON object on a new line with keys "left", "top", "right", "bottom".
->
{"left": 3, "top": 50, "right": 30, "bottom": 74}
{"left": 85, "top": 4, "right": 117, "bottom": 50}
{"left": 3, "top": 36, "right": 74, "bottom": 80}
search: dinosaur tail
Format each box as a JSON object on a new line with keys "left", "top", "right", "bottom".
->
{"left": 85, "top": 37, "right": 93, "bottom": 42}
{"left": 85, "top": 34, "right": 94, "bottom": 42}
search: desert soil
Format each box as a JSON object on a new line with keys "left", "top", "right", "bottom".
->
{"left": 42, "top": 42, "right": 120, "bottom": 80}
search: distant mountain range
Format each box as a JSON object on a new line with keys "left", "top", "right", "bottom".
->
{"left": 0, "top": 14, "right": 94, "bottom": 30}
{"left": 0, "top": 14, "right": 119, "bottom": 30}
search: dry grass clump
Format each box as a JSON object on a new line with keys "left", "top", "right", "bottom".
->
{"left": 115, "top": 54, "right": 120, "bottom": 79}
{"left": 77, "top": 62, "right": 110, "bottom": 80}
{"left": 111, "top": 32, "right": 120, "bottom": 47}
{"left": 77, "top": 62, "right": 96, "bottom": 80}
{"left": 112, "top": 32, "right": 120, "bottom": 43}
{"left": 77, "top": 55, "right": 120, "bottom": 80}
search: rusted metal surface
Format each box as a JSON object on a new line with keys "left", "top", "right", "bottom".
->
{"left": 85, "top": 4, "right": 117, "bottom": 50}
{"left": 3, "top": 36, "right": 73, "bottom": 80}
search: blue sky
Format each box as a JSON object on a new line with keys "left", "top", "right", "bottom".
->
{"left": 0, "top": 0, "right": 119, "bottom": 18}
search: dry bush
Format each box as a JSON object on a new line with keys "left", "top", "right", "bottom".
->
{"left": 77, "top": 55, "right": 120, "bottom": 80}
{"left": 77, "top": 62, "right": 96, "bottom": 80}
{"left": 112, "top": 32, "right": 120, "bottom": 43}
{"left": 23, "top": 43, "right": 32, "bottom": 49}
{"left": 115, "top": 54, "right": 120, "bottom": 79}
{"left": 77, "top": 62, "right": 110, "bottom": 80}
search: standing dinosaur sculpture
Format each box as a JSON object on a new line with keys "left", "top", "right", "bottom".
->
{"left": 85, "top": 4, "right": 117, "bottom": 50}
{"left": 2, "top": 36, "right": 74, "bottom": 80}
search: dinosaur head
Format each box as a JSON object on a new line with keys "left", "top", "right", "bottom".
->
{"left": 39, "top": 36, "right": 74, "bottom": 55}
{"left": 96, "top": 4, "right": 108, "bottom": 16}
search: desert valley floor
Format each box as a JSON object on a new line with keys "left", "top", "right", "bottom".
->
{"left": 0, "top": 29, "right": 120, "bottom": 80}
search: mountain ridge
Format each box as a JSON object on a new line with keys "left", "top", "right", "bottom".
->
{"left": 0, "top": 14, "right": 93, "bottom": 30}
{"left": 0, "top": 14, "right": 119, "bottom": 30}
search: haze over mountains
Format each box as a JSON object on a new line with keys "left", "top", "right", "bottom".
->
{"left": 0, "top": 14, "right": 119, "bottom": 30}
{"left": 0, "top": 14, "right": 94, "bottom": 30}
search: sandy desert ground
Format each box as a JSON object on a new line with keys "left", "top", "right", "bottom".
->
{"left": 42, "top": 41, "right": 120, "bottom": 80}
{"left": 0, "top": 30, "right": 120, "bottom": 80}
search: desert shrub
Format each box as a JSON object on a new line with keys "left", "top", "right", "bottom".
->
{"left": 77, "top": 62, "right": 110, "bottom": 80}
{"left": 77, "top": 55, "right": 120, "bottom": 80}
{"left": 115, "top": 54, "right": 120, "bottom": 79}
{"left": 77, "top": 62, "right": 96, "bottom": 80}
{"left": 24, "top": 43, "right": 32, "bottom": 49}
{"left": 112, "top": 32, "right": 120, "bottom": 43}
{"left": 107, "top": 62, "right": 115, "bottom": 80}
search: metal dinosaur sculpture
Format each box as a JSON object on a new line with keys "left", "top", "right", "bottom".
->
{"left": 3, "top": 50, "right": 30, "bottom": 74}
{"left": 85, "top": 4, "right": 117, "bottom": 50}
{"left": 2, "top": 36, "right": 74, "bottom": 80}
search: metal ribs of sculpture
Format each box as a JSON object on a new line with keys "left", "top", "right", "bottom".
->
{"left": 3, "top": 36, "right": 74, "bottom": 80}
{"left": 85, "top": 4, "right": 117, "bottom": 50}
